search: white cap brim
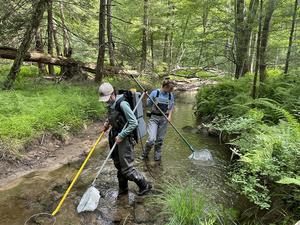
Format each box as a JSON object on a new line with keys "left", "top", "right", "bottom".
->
{"left": 99, "top": 95, "right": 111, "bottom": 102}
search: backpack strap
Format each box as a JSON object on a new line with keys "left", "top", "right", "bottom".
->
{"left": 115, "top": 96, "right": 125, "bottom": 114}
{"left": 156, "top": 89, "right": 171, "bottom": 100}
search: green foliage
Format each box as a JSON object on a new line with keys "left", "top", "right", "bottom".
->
{"left": 231, "top": 169, "right": 271, "bottom": 209}
{"left": 196, "top": 72, "right": 300, "bottom": 123}
{"left": 0, "top": 67, "right": 105, "bottom": 155}
{"left": 153, "top": 180, "right": 238, "bottom": 225}
{"left": 277, "top": 176, "right": 300, "bottom": 186}
{"left": 195, "top": 71, "right": 300, "bottom": 221}
{"left": 2, "top": 0, "right": 299, "bottom": 74}
{"left": 104, "top": 74, "right": 160, "bottom": 92}
{"left": 230, "top": 120, "right": 300, "bottom": 206}
{"left": 196, "top": 76, "right": 252, "bottom": 119}
{"left": 259, "top": 73, "right": 300, "bottom": 120}
{"left": 209, "top": 109, "right": 264, "bottom": 134}
{"left": 0, "top": 65, "right": 160, "bottom": 156}
{"left": 154, "top": 181, "right": 215, "bottom": 225}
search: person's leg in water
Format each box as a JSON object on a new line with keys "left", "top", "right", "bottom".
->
{"left": 112, "top": 149, "right": 128, "bottom": 196}
{"left": 154, "top": 117, "right": 168, "bottom": 161}
{"left": 110, "top": 132, "right": 129, "bottom": 196}
{"left": 141, "top": 116, "right": 159, "bottom": 160}
{"left": 118, "top": 137, "right": 152, "bottom": 195}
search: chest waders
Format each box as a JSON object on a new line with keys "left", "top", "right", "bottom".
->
{"left": 77, "top": 91, "right": 151, "bottom": 213}
{"left": 131, "top": 75, "right": 214, "bottom": 162}
{"left": 143, "top": 90, "right": 172, "bottom": 161}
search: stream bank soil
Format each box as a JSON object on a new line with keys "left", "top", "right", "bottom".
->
{"left": 0, "top": 121, "right": 106, "bottom": 190}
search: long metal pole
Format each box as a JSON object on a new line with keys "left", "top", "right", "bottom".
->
{"left": 52, "top": 131, "right": 105, "bottom": 216}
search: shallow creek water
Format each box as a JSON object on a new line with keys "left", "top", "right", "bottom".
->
{"left": 0, "top": 91, "right": 241, "bottom": 225}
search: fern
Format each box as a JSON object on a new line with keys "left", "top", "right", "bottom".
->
{"left": 277, "top": 177, "right": 300, "bottom": 186}
{"left": 250, "top": 98, "right": 300, "bottom": 129}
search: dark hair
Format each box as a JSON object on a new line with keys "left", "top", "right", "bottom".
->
{"left": 162, "top": 79, "right": 175, "bottom": 88}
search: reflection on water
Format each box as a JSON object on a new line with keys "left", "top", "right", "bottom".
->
{"left": 0, "top": 91, "right": 239, "bottom": 225}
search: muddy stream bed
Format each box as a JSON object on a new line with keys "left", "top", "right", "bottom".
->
{"left": 0, "top": 91, "right": 242, "bottom": 225}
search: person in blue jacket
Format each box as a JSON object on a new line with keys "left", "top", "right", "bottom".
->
{"left": 141, "top": 79, "right": 175, "bottom": 161}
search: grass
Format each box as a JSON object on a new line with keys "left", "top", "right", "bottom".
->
{"left": 0, "top": 65, "right": 105, "bottom": 155}
{"left": 154, "top": 181, "right": 213, "bottom": 225}
{"left": 0, "top": 64, "right": 160, "bottom": 157}
{"left": 0, "top": 83, "right": 105, "bottom": 154}
{"left": 152, "top": 180, "right": 238, "bottom": 225}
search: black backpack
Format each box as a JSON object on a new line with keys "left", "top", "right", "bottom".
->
{"left": 115, "top": 90, "right": 139, "bottom": 143}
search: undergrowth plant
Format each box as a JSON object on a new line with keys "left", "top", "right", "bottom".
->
{"left": 0, "top": 67, "right": 105, "bottom": 156}
{"left": 0, "top": 65, "right": 159, "bottom": 157}
{"left": 195, "top": 71, "right": 300, "bottom": 222}
{"left": 153, "top": 180, "right": 238, "bottom": 225}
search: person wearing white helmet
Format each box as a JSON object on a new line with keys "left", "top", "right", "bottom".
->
{"left": 98, "top": 82, "right": 152, "bottom": 196}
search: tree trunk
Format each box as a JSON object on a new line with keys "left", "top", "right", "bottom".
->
{"left": 252, "top": 0, "right": 263, "bottom": 99}
{"left": 163, "top": 0, "right": 172, "bottom": 64}
{"left": 235, "top": 0, "right": 259, "bottom": 79}
{"left": 259, "top": 0, "right": 276, "bottom": 82}
{"left": 47, "top": 0, "right": 55, "bottom": 76}
{"left": 0, "top": 46, "right": 127, "bottom": 76}
{"left": 249, "top": 33, "right": 258, "bottom": 73}
{"left": 168, "top": 31, "right": 173, "bottom": 71}
{"left": 175, "top": 16, "right": 190, "bottom": 66}
{"left": 59, "top": 2, "right": 74, "bottom": 78}
{"left": 168, "top": 3, "right": 175, "bottom": 71}
{"left": 235, "top": 0, "right": 246, "bottom": 78}
{"left": 53, "top": 20, "right": 61, "bottom": 56}
{"left": 106, "top": 0, "right": 115, "bottom": 66}
{"left": 197, "top": 5, "right": 209, "bottom": 66}
{"left": 163, "top": 27, "right": 169, "bottom": 63}
{"left": 284, "top": 0, "right": 298, "bottom": 74}
{"left": 140, "top": 0, "right": 149, "bottom": 71}
{"left": 95, "top": 0, "right": 106, "bottom": 82}
{"left": 60, "top": 1, "right": 70, "bottom": 57}
{"left": 150, "top": 31, "right": 154, "bottom": 69}
{"left": 35, "top": 27, "right": 48, "bottom": 75}
{"left": 3, "top": 0, "right": 47, "bottom": 89}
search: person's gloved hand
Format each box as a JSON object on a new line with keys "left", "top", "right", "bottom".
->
{"left": 167, "top": 114, "right": 172, "bottom": 122}
{"left": 102, "top": 121, "right": 110, "bottom": 132}
{"left": 115, "top": 136, "right": 123, "bottom": 144}
{"left": 143, "top": 90, "right": 148, "bottom": 99}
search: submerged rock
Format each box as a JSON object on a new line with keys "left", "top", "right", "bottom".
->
{"left": 134, "top": 203, "right": 151, "bottom": 224}
{"left": 182, "top": 125, "right": 200, "bottom": 134}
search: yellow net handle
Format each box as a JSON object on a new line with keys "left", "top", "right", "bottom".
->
{"left": 51, "top": 131, "right": 105, "bottom": 216}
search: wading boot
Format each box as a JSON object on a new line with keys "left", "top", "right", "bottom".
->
{"left": 138, "top": 182, "right": 152, "bottom": 196}
{"left": 140, "top": 144, "right": 152, "bottom": 161}
{"left": 118, "top": 173, "right": 128, "bottom": 196}
{"left": 130, "top": 171, "right": 152, "bottom": 196}
{"left": 154, "top": 147, "right": 161, "bottom": 161}
{"left": 136, "top": 178, "right": 152, "bottom": 196}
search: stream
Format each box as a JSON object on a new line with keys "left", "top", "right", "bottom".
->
{"left": 0, "top": 91, "right": 241, "bottom": 225}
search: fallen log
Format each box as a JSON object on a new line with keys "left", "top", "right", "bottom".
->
{"left": 0, "top": 46, "right": 139, "bottom": 76}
